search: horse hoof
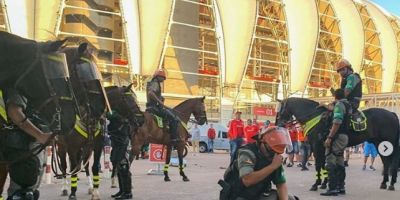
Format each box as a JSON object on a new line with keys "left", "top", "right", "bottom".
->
{"left": 310, "top": 185, "right": 318, "bottom": 191}
{"left": 183, "top": 177, "right": 190, "bottom": 182}
{"left": 164, "top": 177, "right": 171, "bottom": 182}
{"left": 68, "top": 194, "right": 77, "bottom": 200}
{"left": 320, "top": 184, "right": 327, "bottom": 189}
{"left": 88, "top": 188, "right": 94, "bottom": 195}
{"left": 388, "top": 185, "right": 395, "bottom": 191}
{"left": 380, "top": 183, "right": 387, "bottom": 190}
{"left": 62, "top": 189, "right": 68, "bottom": 196}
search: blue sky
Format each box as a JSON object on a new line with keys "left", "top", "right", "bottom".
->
{"left": 371, "top": 0, "right": 400, "bottom": 17}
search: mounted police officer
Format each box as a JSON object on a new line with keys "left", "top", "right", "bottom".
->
{"left": 108, "top": 110, "right": 133, "bottom": 200}
{"left": 146, "top": 69, "right": 179, "bottom": 143}
{"left": 219, "top": 126, "right": 298, "bottom": 200}
{"left": 334, "top": 59, "right": 362, "bottom": 114}
{"left": 1, "top": 88, "right": 51, "bottom": 200}
{"left": 320, "top": 89, "right": 350, "bottom": 196}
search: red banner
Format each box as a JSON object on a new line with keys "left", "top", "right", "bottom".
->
{"left": 253, "top": 107, "right": 276, "bottom": 116}
{"left": 149, "top": 144, "right": 167, "bottom": 162}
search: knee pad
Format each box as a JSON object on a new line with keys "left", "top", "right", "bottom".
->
{"left": 325, "top": 163, "right": 336, "bottom": 171}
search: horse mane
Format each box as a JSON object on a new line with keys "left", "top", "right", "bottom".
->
{"left": 286, "top": 97, "right": 320, "bottom": 108}
{"left": 285, "top": 97, "right": 327, "bottom": 123}
{"left": 174, "top": 97, "right": 203, "bottom": 110}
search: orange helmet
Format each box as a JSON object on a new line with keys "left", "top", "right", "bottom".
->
{"left": 259, "top": 126, "right": 292, "bottom": 154}
{"left": 153, "top": 69, "right": 166, "bottom": 78}
{"left": 336, "top": 59, "right": 351, "bottom": 72}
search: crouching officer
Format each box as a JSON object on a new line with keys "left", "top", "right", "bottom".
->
{"left": 108, "top": 111, "right": 132, "bottom": 200}
{"left": 1, "top": 88, "right": 51, "bottom": 200}
{"left": 219, "top": 126, "right": 299, "bottom": 200}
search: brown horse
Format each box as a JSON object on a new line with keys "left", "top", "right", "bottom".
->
{"left": 131, "top": 97, "right": 208, "bottom": 182}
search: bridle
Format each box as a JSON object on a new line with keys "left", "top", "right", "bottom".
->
{"left": 14, "top": 51, "right": 74, "bottom": 134}
{"left": 0, "top": 51, "right": 75, "bottom": 165}
{"left": 276, "top": 100, "right": 328, "bottom": 129}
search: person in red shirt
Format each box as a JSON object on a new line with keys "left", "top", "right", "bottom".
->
{"left": 244, "top": 119, "right": 260, "bottom": 144}
{"left": 228, "top": 111, "right": 245, "bottom": 162}
{"left": 207, "top": 123, "right": 216, "bottom": 153}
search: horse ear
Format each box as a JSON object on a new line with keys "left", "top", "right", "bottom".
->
{"left": 48, "top": 39, "right": 67, "bottom": 52}
{"left": 78, "top": 43, "right": 88, "bottom": 55}
{"left": 276, "top": 99, "right": 282, "bottom": 103}
{"left": 125, "top": 83, "right": 133, "bottom": 92}
{"left": 202, "top": 96, "right": 205, "bottom": 101}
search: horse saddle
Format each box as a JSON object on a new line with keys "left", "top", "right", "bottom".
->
{"left": 350, "top": 110, "right": 367, "bottom": 132}
{"left": 152, "top": 114, "right": 169, "bottom": 130}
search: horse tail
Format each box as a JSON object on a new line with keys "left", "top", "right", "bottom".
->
{"left": 391, "top": 112, "right": 400, "bottom": 147}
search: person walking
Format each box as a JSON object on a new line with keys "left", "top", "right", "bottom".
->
{"left": 362, "top": 141, "right": 377, "bottom": 171}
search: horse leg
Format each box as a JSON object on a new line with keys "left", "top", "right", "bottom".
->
{"left": 389, "top": 148, "right": 399, "bottom": 191}
{"left": 68, "top": 153, "right": 79, "bottom": 200}
{"left": 0, "top": 164, "right": 8, "bottom": 198}
{"left": 90, "top": 138, "right": 103, "bottom": 200}
{"left": 163, "top": 145, "right": 172, "bottom": 182}
{"left": 85, "top": 160, "right": 94, "bottom": 195}
{"left": 380, "top": 156, "right": 389, "bottom": 189}
{"left": 178, "top": 145, "right": 189, "bottom": 182}
{"left": 58, "top": 144, "right": 69, "bottom": 196}
{"left": 310, "top": 164, "right": 322, "bottom": 191}
{"left": 320, "top": 163, "right": 328, "bottom": 189}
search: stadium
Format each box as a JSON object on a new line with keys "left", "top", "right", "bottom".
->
{"left": 1, "top": 0, "right": 400, "bottom": 124}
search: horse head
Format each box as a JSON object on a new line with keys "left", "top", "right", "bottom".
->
{"left": 275, "top": 97, "right": 322, "bottom": 127}
{"left": 174, "top": 96, "right": 208, "bottom": 125}
{"left": 62, "top": 43, "right": 109, "bottom": 119}
{"left": 0, "top": 32, "right": 77, "bottom": 134}
{"left": 275, "top": 98, "right": 293, "bottom": 127}
{"left": 193, "top": 96, "right": 208, "bottom": 125}
{"left": 105, "top": 84, "right": 142, "bottom": 125}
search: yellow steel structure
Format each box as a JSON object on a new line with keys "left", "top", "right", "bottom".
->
{"left": 2, "top": 0, "right": 400, "bottom": 123}
{"left": 0, "top": 0, "right": 9, "bottom": 32}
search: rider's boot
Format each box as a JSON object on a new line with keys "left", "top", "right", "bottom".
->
{"left": 169, "top": 120, "right": 180, "bottom": 145}
{"left": 115, "top": 165, "right": 132, "bottom": 200}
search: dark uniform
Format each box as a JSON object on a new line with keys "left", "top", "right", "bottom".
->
{"left": 146, "top": 78, "right": 179, "bottom": 142}
{"left": 108, "top": 111, "right": 132, "bottom": 199}
{"left": 340, "top": 73, "right": 362, "bottom": 112}
{"left": 0, "top": 89, "right": 48, "bottom": 200}
{"left": 220, "top": 143, "right": 296, "bottom": 200}
{"left": 324, "top": 99, "right": 350, "bottom": 194}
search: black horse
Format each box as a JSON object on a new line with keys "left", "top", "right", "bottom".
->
{"left": 275, "top": 97, "right": 400, "bottom": 191}
{"left": 0, "top": 31, "right": 77, "bottom": 198}
{"left": 56, "top": 43, "right": 109, "bottom": 200}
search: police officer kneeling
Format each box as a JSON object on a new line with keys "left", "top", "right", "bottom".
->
{"left": 219, "top": 126, "right": 299, "bottom": 200}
